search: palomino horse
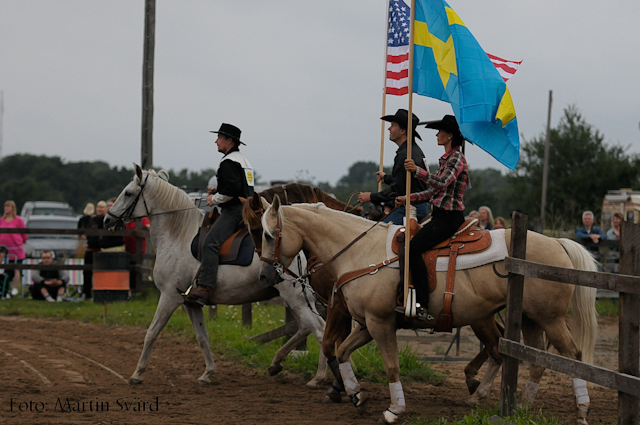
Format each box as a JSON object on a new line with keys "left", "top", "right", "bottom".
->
{"left": 259, "top": 200, "right": 598, "bottom": 425}
{"left": 103, "top": 165, "right": 328, "bottom": 387}
{"left": 244, "top": 192, "right": 571, "bottom": 406}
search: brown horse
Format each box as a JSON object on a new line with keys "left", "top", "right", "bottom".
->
{"left": 258, "top": 200, "right": 598, "bottom": 424}
{"left": 243, "top": 183, "right": 362, "bottom": 399}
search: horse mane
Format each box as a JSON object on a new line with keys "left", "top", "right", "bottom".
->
{"left": 143, "top": 169, "right": 204, "bottom": 243}
{"left": 243, "top": 183, "right": 362, "bottom": 228}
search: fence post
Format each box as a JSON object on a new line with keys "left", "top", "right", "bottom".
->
{"left": 618, "top": 220, "right": 640, "bottom": 425}
{"left": 242, "top": 303, "right": 252, "bottom": 328}
{"left": 500, "top": 211, "right": 528, "bottom": 417}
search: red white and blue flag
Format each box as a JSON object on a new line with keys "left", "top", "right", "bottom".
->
{"left": 385, "top": 0, "right": 521, "bottom": 95}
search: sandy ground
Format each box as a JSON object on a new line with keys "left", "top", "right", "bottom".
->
{"left": 0, "top": 315, "right": 621, "bottom": 425}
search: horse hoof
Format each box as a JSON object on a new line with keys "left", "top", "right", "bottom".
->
{"left": 468, "top": 379, "right": 481, "bottom": 395}
{"left": 351, "top": 392, "right": 369, "bottom": 415}
{"left": 129, "top": 378, "right": 143, "bottom": 385}
{"left": 198, "top": 378, "right": 211, "bottom": 385}
{"left": 305, "top": 379, "right": 320, "bottom": 388}
{"left": 325, "top": 387, "right": 342, "bottom": 403}
{"left": 268, "top": 364, "right": 283, "bottom": 376}
{"left": 379, "top": 409, "right": 401, "bottom": 424}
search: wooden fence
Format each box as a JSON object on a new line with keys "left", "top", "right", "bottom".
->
{"left": 499, "top": 212, "right": 640, "bottom": 424}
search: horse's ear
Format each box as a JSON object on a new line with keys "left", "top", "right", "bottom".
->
{"left": 252, "top": 192, "right": 260, "bottom": 207}
{"left": 157, "top": 170, "right": 169, "bottom": 181}
{"left": 134, "top": 163, "right": 143, "bottom": 180}
{"left": 260, "top": 197, "right": 271, "bottom": 210}
{"left": 272, "top": 194, "right": 281, "bottom": 211}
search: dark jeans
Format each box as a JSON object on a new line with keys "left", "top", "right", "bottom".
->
{"left": 383, "top": 204, "right": 429, "bottom": 225}
{"left": 409, "top": 207, "right": 465, "bottom": 308}
{"left": 32, "top": 282, "right": 66, "bottom": 300}
{"left": 199, "top": 204, "right": 244, "bottom": 289}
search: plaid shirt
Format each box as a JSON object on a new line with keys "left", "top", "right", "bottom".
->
{"left": 410, "top": 147, "right": 468, "bottom": 211}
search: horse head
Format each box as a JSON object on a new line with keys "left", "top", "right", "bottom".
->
{"left": 104, "top": 163, "right": 154, "bottom": 230}
{"left": 258, "top": 195, "right": 303, "bottom": 285}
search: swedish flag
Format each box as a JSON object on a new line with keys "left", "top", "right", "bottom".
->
{"left": 413, "top": 0, "right": 519, "bottom": 169}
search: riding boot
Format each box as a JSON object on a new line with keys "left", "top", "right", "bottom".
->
{"left": 326, "top": 356, "right": 345, "bottom": 403}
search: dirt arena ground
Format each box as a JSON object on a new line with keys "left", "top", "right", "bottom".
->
{"left": 0, "top": 315, "right": 620, "bottom": 425}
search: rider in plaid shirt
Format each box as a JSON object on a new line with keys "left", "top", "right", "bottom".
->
{"left": 395, "top": 115, "right": 469, "bottom": 319}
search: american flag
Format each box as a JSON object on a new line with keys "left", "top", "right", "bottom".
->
{"left": 487, "top": 53, "right": 522, "bottom": 82}
{"left": 385, "top": 0, "right": 521, "bottom": 95}
{"left": 386, "top": 0, "right": 411, "bottom": 96}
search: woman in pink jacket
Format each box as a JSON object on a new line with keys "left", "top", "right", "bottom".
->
{"left": 0, "top": 200, "right": 28, "bottom": 298}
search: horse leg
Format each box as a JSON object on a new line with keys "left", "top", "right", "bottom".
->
{"left": 183, "top": 303, "right": 216, "bottom": 384}
{"left": 130, "top": 292, "right": 182, "bottom": 384}
{"left": 466, "top": 318, "right": 503, "bottom": 406}
{"left": 323, "top": 296, "right": 354, "bottom": 403}
{"left": 335, "top": 322, "right": 373, "bottom": 414}
{"left": 272, "top": 282, "right": 328, "bottom": 387}
{"left": 541, "top": 319, "right": 590, "bottom": 425}
{"left": 519, "top": 316, "right": 546, "bottom": 407}
{"left": 365, "top": 316, "right": 405, "bottom": 424}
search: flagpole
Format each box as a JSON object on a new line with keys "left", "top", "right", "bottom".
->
{"left": 403, "top": 0, "right": 416, "bottom": 307}
{"left": 379, "top": 0, "right": 392, "bottom": 192}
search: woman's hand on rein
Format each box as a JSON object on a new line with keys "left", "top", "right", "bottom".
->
{"left": 395, "top": 196, "right": 406, "bottom": 207}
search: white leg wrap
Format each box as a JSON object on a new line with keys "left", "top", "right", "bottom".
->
{"left": 339, "top": 361, "right": 361, "bottom": 395}
{"left": 573, "top": 378, "right": 590, "bottom": 405}
{"left": 389, "top": 381, "right": 406, "bottom": 413}
{"left": 520, "top": 380, "right": 540, "bottom": 405}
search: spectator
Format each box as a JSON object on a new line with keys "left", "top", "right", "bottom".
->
{"left": 78, "top": 202, "right": 95, "bottom": 230}
{"left": 0, "top": 245, "right": 14, "bottom": 297}
{"left": 83, "top": 200, "right": 107, "bottom": 300}
{"left": 31, "top": 251, "right": 69, "bottom": 302}
{"left": 124, "top": 217, "right": 150, "bottom": 291}
{"left": 478, "top": 206, "right": 495, "bottom": 230}
{"left": 0, "top": 200, "right": 27, "bottom": 298}
{"left": 494, "top": 216, "right": 507, "bottom": 230}
{"left": 467, "top": 210, "right": 480, "bottom": 221}
{"left": 606, "top": 212, "right": 623, "bottom": 240}
{"left": 575, "top": 211, "right": 606, "bottom": 252}
{"left": 102, "top": 198, "right": 125, "bottom": 252}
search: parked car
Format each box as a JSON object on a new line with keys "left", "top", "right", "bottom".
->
{"left": 21, "top": 201, "right": 75, "bottom": 222}
{"left": 22, "top": 215, "right": 80, "bottom": 259}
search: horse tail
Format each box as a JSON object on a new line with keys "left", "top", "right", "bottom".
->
{"left": 557, "top": 238, "right": 599, "bottom": 365}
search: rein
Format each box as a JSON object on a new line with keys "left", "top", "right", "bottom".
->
{"left": 106, "top": 173, "right": 201, "bottom": 226}
{"left": 259, "top": 207, "right": 385, "bottom": 285}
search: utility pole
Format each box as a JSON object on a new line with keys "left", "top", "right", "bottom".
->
{"left": 540, "top": 90, "right": 553, "bottom": 231}
{"left": 141, "top": 0, "right": 155, "bottom": 169}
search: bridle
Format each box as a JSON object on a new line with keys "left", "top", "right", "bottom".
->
{"left": 259, "top": 206, "right": 383, "bottom": 286}
{"left": 106, "top": 173, "right": 151, "bottom": 228}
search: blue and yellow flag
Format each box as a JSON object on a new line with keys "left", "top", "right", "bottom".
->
{"left": 413, "top": 0, "right": 519, "bottom": 169}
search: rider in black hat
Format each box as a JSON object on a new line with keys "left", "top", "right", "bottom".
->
{"left": 184, "top": 123, "right": 254, "bottom": 305}
{"left": 358, "top": 109, "right": 429, "bottom": 224}
{"left": 396, "top": 114, "right": 470, "bottom": 318}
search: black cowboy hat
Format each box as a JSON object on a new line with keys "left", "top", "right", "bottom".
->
{"left": 381, "top": 109, "right": 422, "bottom": 140}
{"left": 423, "top": 114, "right": 460, "bottom": 135}
{"left": 210, "top": 123, "right": 245, "bottom": 145}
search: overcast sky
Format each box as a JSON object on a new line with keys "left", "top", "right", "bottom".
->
{"left": 1, "top": 0, "right": 639, "bottom": 186}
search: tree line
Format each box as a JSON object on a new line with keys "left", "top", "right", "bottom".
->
{"left": 1, "top": 106, "right": 638, "bottom": 230}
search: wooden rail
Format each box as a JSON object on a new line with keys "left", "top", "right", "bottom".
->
{"left": 499, "top": 213, "right": 640, "bottom": 424}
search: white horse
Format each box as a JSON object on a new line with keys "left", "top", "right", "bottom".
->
{"left": 104, "top": 165, "right": 327, "bottom": 387}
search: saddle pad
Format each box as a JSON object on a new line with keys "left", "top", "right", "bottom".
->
{"left": 190, "top": 228, "right": 255, "bottom": 267}
{"left": 385, "top": 228, "right": 507, "bottom": 271}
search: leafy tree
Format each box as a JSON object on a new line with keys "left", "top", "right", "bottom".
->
{"left": 506, "top": 106, "right": 640, "bottom": 225}
{"left": 464, "top": 168, "right": 510, "bottom": 218}
{"left": 332, "top": 161, "right": 391, "bottom": 203}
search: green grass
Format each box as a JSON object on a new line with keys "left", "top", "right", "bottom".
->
{"left": 0, "top": 289, "right": 443, "bottom": 384}
{"left": 595, "top": 298, "right": 619, "bottom": 317}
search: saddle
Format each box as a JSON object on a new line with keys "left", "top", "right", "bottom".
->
{"left": 392, "top": 218, "right": 492, "bottom": 332}
{"left": 190, "top": 209, "right": 254, "bottom": 266}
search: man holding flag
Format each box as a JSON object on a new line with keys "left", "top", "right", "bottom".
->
{"left": 358, "top": 108, "right": 429, "bottom": 224}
